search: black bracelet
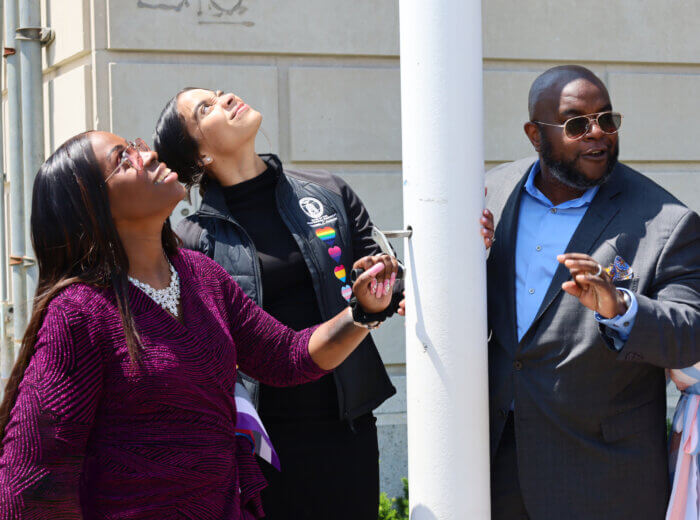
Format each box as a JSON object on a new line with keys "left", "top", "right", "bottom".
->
{"left": 348, "top": 290, "right": 403, "bottom": 329}
{"left": 348, "top": 297, "right": 383, "bottom": 329}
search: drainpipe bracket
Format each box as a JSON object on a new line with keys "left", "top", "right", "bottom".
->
{"left": 16, "top": 26, "right": 55, "bottom": 46}
{"left": 0, "top": 302, "right": 13, "bottom": 342}
{"left": 0, "top": 302, "right": 12, "bottom": 322}
{"left": 3, "top": 47, "right": 16, "bottom": 58}
{"left": 9, "top": 255, "right": 36, "bottom": 267}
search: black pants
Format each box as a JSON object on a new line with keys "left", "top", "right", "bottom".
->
{"left": 491, "top": 413, "right": 531, "bottom": 520}
{"left": 260, "top": 414, "right": 379, "bottom": 520}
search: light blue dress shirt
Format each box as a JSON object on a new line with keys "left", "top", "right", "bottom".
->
{"left": 515, "top": 161, "right": 637, "bottom": 347}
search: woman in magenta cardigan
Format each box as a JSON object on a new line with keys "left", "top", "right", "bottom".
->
{"left": 0, "top": 130, "right": 402, "bottom": 519}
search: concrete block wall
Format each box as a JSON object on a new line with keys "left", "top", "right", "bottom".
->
{"left": 3, "top": 0, "right": 696, "bottom": 501}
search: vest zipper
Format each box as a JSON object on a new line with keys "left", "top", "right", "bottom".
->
{"left": 273, "top": 182, "right": 330, "bottom": 319}
{"left": 274, "top": 181, "right": 347, "bottom": 421}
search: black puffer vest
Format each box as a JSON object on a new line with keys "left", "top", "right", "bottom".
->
{"left": 176, "top": 155, "right": 396, "bottom": 422}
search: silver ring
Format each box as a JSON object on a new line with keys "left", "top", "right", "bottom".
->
{"left": 594, "top": 264, "right": 603, "bottom": 277}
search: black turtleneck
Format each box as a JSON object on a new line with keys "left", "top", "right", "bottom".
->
{"left": 222, "top": 165, "right": 338, "bottom": 421}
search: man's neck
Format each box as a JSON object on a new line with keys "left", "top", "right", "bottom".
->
{"left": 535, "top": 162, "right": 586, "bottom": 206}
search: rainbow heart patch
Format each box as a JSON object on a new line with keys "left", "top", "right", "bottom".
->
{"left": 328, "top": 246, "right": 342, "bottom": 262}
{"left": 334, "top": 265, "right": 347, "bottom": 283}
{"left": 341, "top": 285, "right": 352, "bottom": 301}
{"left": 315, "top": 226, "right": 336, "bottom": 246}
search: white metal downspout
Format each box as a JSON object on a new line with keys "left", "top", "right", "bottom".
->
{"left": 0, "top": 0, "right": 10, "bottom": 390}
{"left": 17, "top": 0, "right": 46, "bottom": 327}
{"left": 4, "top": 0, "right": 24, "bottom": 383}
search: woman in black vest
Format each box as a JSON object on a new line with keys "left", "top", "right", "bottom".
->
{"left": 154, "top": 88, "right": 495, "bottom": 519}
{"left": 153, "top": 88, "right": 402, "bottom": 520}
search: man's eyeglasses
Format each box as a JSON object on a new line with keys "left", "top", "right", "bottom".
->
{"left": 104, "top": 138, "right": 150, "bottom": 183}
{"left": 532, "top": 111, "right": 623, "bottom": 140}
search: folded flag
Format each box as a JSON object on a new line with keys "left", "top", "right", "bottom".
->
{"left": 234, "top": 381, "right": 281, "bottom": 471}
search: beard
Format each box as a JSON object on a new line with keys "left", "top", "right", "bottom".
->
{"left": 540, "top": 134, "right": 619, "bottom": 190}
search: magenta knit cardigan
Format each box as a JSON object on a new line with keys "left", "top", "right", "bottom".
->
{"left": 0, "top": 249, "right": 327, "bottom": 519}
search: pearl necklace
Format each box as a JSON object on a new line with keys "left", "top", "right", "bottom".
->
{"left": 128, "top": 261, "right": 180, "bottom": 317}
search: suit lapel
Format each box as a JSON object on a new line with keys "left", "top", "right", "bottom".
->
{"left": 520, "top": 164, "right": 625, "bottom": 345}
{"left": 490, "top": 167, "right": 530, "bottom": 352}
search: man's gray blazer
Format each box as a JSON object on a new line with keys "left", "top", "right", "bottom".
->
{"left": 485, "top": 157, "right": 700, "bottom": 519}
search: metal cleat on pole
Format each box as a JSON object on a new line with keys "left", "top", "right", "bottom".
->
{"left": 350, "top": 226, "right": 412, "bottom": 283}
{"left": 379, "top": 227, "right": 413, "bottom": 240}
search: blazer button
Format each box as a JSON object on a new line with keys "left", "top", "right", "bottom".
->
{"left": 513, "top": 360, "right": 523, "bottom": 370}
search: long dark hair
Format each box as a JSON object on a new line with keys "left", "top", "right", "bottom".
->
{"left": 153, "top": 87, "right": 209, "bottom": 194}
{"left": 0, "top": 131, "right": 179, "bottom": 442}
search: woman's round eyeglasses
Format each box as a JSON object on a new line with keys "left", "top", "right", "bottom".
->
{"left": 104, "top": 138, "right": 150, "bottom": 183}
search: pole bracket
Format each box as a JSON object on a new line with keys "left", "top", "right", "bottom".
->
{"left": 3, "top": 47, "right": 15, "bottom": 57}
{"left": 382, "top": 226, "right": 413, "bottom": 239}
{"left": 9, "top": 255, "right": 36, "bottom": 267}
{"left": 15, "top": 26, "right": 55, "bottom": 46}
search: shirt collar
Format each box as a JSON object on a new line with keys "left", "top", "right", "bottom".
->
{"left": 523, "top": 160, "right": 599, "bottom": 209}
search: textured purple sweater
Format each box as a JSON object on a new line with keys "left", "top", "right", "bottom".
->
{"left": 0, "top": 249, "right": 327, "bottom": 519}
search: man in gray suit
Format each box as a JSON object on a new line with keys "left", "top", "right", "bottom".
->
{"left": 485, "top": 65, "right": 700, "bottom": 519}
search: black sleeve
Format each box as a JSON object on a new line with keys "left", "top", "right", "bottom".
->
{"left": 337, "top": 177, "right": 382, "bottom": 261}
{"left": 337, "top": 177, "right": 405, "bottom": 296}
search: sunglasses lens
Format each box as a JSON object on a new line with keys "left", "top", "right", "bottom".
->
{"left": 123, "top": 149, "right": 140, "bottom": 171}
{"left": 598, "top": 112, "right": 621, "bottom": 133}
{"left": 564, "top": 117, "right": 589, "bottom": 139}
{"left": 127, "top": 139, "right": 149, "bottom": 171}
{"left": 134, "top": 138, "right": 151, "bottom": 153}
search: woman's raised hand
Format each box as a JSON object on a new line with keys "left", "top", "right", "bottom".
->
{"left": 351, "top": 255, "right": 400, "bottom": 314}
{"left": 308, "top": 254, "right": 402, "bottom": 370}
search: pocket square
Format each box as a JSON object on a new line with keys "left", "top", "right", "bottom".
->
{"left": 604, "top": 255, "right": 634, "bottom": 282}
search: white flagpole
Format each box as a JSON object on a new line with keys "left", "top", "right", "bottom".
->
{"left": 400, "top": 0, "right": 491, "bottom": 517}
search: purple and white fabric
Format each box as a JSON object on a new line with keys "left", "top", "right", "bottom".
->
{"left": 235, "top": 381, "right": 281, "bottom": 471}
{"left": 667, "top": 364, "right": 700, "bottom": 520}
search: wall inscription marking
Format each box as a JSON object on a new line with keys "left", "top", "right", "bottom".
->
{"left": 136, "top": 0, "right": 254, "bottom": 26}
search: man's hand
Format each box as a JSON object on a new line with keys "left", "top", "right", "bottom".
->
{"left": 397, "top": 291, "right": 406, "bottom": 316}
{"left": 481, "top": 208, "right": 495, "bottom": 249}
{"left": 558, "top": 253, "right": 628, "bottom": 319}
